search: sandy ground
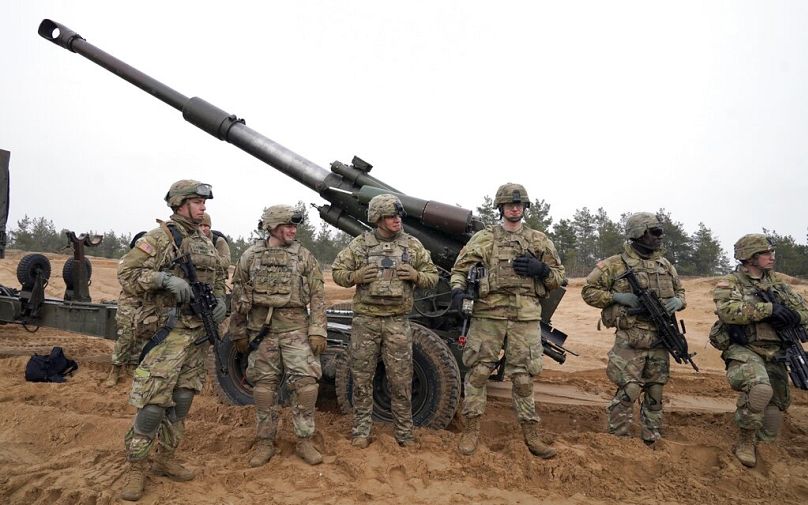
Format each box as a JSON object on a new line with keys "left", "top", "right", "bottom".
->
{"left": 1, "top": 249, "right": 808, "bottom": 505}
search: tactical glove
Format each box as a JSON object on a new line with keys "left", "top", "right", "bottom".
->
{"left": 353, "top": 264, "right": 379, "bottom": 285}
{"left": 212, "top": 297, "right": 228, "bottom": 323}
{"left": 309, "top": 335, "right": 327, "bottom": 356}
{"left": 612, "top": 292, "right": 641, "bottom": 309}
{"left": 663, "top": 297, "right": 684, "bottom": 314}
{"left": 451, "top": 287, "right": 466, "bottom": 312}
{"left": 769, "top": 303, "right": 801, "bottom": 329}
{"left": 232, "top": 337, "right": 250, "bottom": 354}
{"left": 396, "top": 263, "right": 419, "bottom": 282}
{"left": 512, "top": 255, "right": 550, "bottom": 280}
{"left": 159, "top": 273, "right": 192, "bottom": 305}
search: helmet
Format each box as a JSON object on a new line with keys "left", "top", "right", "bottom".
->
{"left": 493, "top": 183, "right": 531, "bottom": 208}
{"left": 200, "top": 213, "right": 212, "bottom": 227}
{"left": 734, "top": 233, "right": 774, "bottom": 261}
{"left": 367, "top": 194, "right": 406, "bottom": 224}
{"left": 259, "top": 205, "right": 305, "bottom": 231}
{"left": 625, "top": 212, "right": 663, "bottom": 240}
{"left": 164, "top": 179, "right": 213, "bottom": 208}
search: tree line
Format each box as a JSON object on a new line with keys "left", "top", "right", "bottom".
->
{"left": 6, "top": 202, "right": 808, "bottom": 279}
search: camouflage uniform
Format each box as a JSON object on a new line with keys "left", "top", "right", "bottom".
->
{"left": 712, "top": 233, "right": 808, "bottom": 467}
{"left": 332, "top": 195, "right": 438, "bottom": 444}
{"left": 582, "top": 241, "right": 685, "bottom": 442}
{"left": 200, "top": 212, "right": 232, "bottom": 270}
{"left": 116, "top": 180, "right": 224, "bottom": 501}
{"left": 229, "top": 205, "right": 326, "bottom": 463}
{"left": 451, "top": 183, "right": 564, "bottom": 457}
{"left": 110, "top": 290, "right": 145, "bottom": 367}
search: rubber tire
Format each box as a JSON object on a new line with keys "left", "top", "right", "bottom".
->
{"left": 16, "top": 253, "right": 51, "bottom": 289}
{"left": 62, "top": 257, "right": 93, "bottom": 289}
{"left": 335, "top": 323, "right": 460, "bottom": 429}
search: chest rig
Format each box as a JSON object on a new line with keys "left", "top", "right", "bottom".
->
{"left": 248, "top": 242, "right": 307, "bottom": 308}
{"left": 487, "top": 226, "right": 540, "bottom": 297}
{"left": 163, "top": 222, "right": 219, "bottom": 286}
{"left": 732, "top": 271, "right": 779, "bottom": 344}
{"left": 617, "top": 253, "right": 676, "bottom": 300}
{"left": 361, "top": 232, "right": 411, "bottom": 305}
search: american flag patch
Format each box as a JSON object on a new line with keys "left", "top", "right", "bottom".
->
{"left": 137, "top": 240, "right": 155, "bottom": 255}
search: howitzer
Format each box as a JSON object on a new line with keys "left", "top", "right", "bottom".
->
{"left": 38, "top": 19, "right": 573, "bottom": 429}
{"left": 755, "top": 289, "right": 808, "bottom": 390}
{"left": 616, "top": 267, "right": 698, "bottom": 371}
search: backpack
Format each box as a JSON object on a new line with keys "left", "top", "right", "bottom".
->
{"left": 24, "top": 346, "right": 79, "bottom": 383}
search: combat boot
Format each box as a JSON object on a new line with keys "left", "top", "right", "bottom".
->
{"left": 458, "top": 415, "right": 480, "bottom": 455}
{"left": 735, "top": 428, "right": 757, "bottom": 468}
{"left": 104, "top": 365, "right": 122, "bottom": 388}
{"left": 521, "top": 421, "right": 557, "bottom": 459}
{"left": 249, "top": 439, "right": 276, "bottom": 467}
{"left": 295, "top": 437, "right": 323, "bottom": 465}
{"left": 120, "top": 460, "right": 148, "bottom": 501}
{"left": 152, "top": 450, "right": 195, "bottom": 481}
{"left": 351, "top": 436, "right": 370, "bottom": 449}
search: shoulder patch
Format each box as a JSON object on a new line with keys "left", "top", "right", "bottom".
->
{"left": 136, "top": 239, "right": 155, "bottom": 256}
{"left": 596, "top": 260, "right": 606, "bottom": 269}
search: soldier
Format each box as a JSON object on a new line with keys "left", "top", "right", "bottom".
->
{"left": 450, "top": 183, "right": 564, "bottom": 458}
{"left": 711, "top": 234, "right": 808, "bottom": 467}
{"left": 581, "top": 212, "right": 685, "bottom": 445}
{"left": 105, "top": 232, "right": 147, "bottom": 387}
{"left": 199, "top": 212, "right": 232, "bottom": 270}
{"left": 229, "top": 205, "right": 327, "bottom": 467}
{"left": 332, "top": 194, "right": 438, "bottom": 448}
{"left": 116, "top": 180, "right": 227, "bottom": 501}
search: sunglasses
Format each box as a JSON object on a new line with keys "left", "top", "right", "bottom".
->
{"left": 648, "top": 228, "right": 664, "bottom": 237}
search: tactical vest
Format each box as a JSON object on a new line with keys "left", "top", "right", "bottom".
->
{"left": 358, "top": 232, "right": 411, "bottom": 306}
{"left": 485, "top": 226, "right": 544, "bottom": 298}
{"left": 248, "top": 242, "right": 308, "bottom": 308}
{"left": 729, "top": 271, "right": 780, "bottom": 345}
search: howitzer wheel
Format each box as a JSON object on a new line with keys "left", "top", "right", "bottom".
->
{"left": 334, "top": 323, "right": 461, "bottom": 429}
{"left": 16, "top": 253, "right": 51, "bottom": 289}
{"left": 62, "top": 257, "right": 93, "bottom": 289}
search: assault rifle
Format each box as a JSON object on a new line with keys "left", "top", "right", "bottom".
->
{"left": 755, "top": 289, "right": 808, "bottom": 390}
{"left": 173, "top": 253, "right": 227, "bottom": 375}
{"left": 616, "top": 267, "right": 698, "bottom": 371}
{"left": 457, "top": 264, "right": 486, "bottom": 346}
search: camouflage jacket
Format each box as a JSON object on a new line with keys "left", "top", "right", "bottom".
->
{"left": 713, "top": 267, "right": 808, "bottom": 360}
{"left": 214, "top": 235, "right": 232, "bottom": 271}
{"left": 229, "top": 240, "right": 326, "bottom": 338}
{"left": 581, "top": 243, "right": 685, "bottom": 332}
{"left": 332, "top": 230, "right": 438, "bottom": 317}
{"left": 117, "top": 214, "right": 226, "bottom": 331}
{"left": 450, "top": 223, "right": 564, "bottom": 321}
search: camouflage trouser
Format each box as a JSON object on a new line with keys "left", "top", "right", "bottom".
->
{"left": 461, "top": 318, "right": 543, "bottom": 423}
{"left": 246, "top": 328, "right": 322, "bottom": 439}
{"left": 724, "top": 344, "right": 790, "bottom": 433}
{"left": 125, "top": 326, "right": 206, "bottom": 460}
{"left": 605, "top": 337, "right": 669, "bottom": 437}
{"left": 350, "top": 314, "right": 413, "bottom": 441}
{"left": 111, "top": 300, "right": 146, "bottom": 366}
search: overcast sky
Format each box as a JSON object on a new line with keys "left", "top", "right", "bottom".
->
{"left": 2, "top": 1, "right": 807, "bottom": 257}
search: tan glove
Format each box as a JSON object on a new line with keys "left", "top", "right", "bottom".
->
{"left": 353, "top": 264, "right": 378, "bottom": 285}
{"left": 308, "top": 335, "right": 327, "bottom": 356}
{"left": 396, "top": 263, "right": 418, "bottom": 282}
{"left": 232, "top": 337, "right": 250, "bottom": 354}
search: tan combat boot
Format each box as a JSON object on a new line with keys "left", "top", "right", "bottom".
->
{"left": 249, "top": 439, "right": 276, "bottom": 467}
{"left": 735, "top": 428, "right": 757, "bottom": 468}
{"left": 521, "top": 421, "right": 557, "bottom": 459}
{"left": 295, "top": 437, "right": 323, "bottom": 465}
{"left": 458, "top": 416, "right": 480, "bottom": 455}
{"left": 104, "top": 365, "right": 122, "bottom": 388}
{"left": 120, "top": 460, "right": 148, "bottom": 501}
{"left": 152, "top": 450, "right": 195, "bottom": 481}
{"left": 351, "top": 436, "right": 370, "bottom": 449}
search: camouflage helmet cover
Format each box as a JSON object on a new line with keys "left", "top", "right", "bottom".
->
{"left": 259, "top": 205, "right": 305, "bottom": 231}
{"left": 164, "top": 179, "right": 213, "bottom": 208}
{"left": 625, "top": 212, "right": 663, "bottom": 240}
{"left": 493, "top": 183, "right": 531, "bottom": 208}
{"left": 200, "top": 212, "right": 212, "bottom": 227}
{"left": 734, "top": 233, "right": 774, "bottom": 261}
{"left": 367, "top": 194, "right": 406, "bottom": 224}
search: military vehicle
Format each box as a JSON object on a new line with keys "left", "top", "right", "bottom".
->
{"left": 27, "top": 19, "right": 573, "bottom": 429}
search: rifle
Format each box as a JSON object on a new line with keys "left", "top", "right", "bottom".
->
{"left": 173, "top": 253, "right": 227, "bottom": 375}
{"left": 457, "top": 264, "right": 486, "bottom": 347}
{"left": 616, "top": 267, "right": 699, "bottom": 371}
{"left": 755, "top": 289, "right": 808, "bottom": 390}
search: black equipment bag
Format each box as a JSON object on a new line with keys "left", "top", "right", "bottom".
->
{"left": 24, "top": 346, "right": 78, "bottom": 383}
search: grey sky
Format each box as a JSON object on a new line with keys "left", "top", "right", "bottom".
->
{"left": 2, "top": 1, "right": 807, "bottom": 257}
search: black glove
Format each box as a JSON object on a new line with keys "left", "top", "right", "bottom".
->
{"left": 451, "top": 288, "right": 466, "bottom": 311}
{"left": 769, "top": 303, "right": 801, "bottom": 329}
{"left": 727, "top": 324, "right": 749, "bottom": 345}
{"left": 512, "top": 255, "right": 550, "bottom": 280}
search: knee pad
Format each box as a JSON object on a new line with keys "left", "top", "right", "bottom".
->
{"left": 619, "top": 382, "right": 642, "bottom": 406}
{"left": 468, "top": 364, "right": 491, "bottom": 388}
{"left": 291, "top": 376, "right": 318, "bottom": 391}
{"left": 747, "top": 383, "right": 773, "bottom": 413}
{"left": 134, "top": 404, "right": 165, "bottom": 438}
{"left": 643, "top": 383, "right": 664, "bottom": 412}
{"left": 253, "top": 385, "right": 276, "bottom": 409}
{"left": 511, "top": 373, "right": 533, "bottom": 398}
{"left": 169, "top": 388, "right": 195, "bottom": 422}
